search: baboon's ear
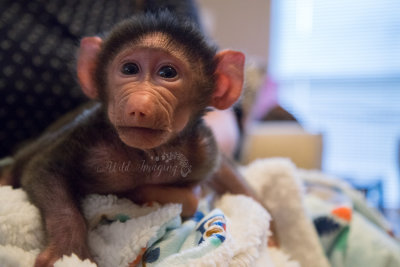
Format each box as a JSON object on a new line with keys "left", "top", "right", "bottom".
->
{"left": 77, "top": 37, "right": 102, "bottom": 99}
{"left": 211, "top": 50, "right": 245, "bottom": 109}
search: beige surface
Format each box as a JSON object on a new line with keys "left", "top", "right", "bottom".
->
{"left": 197, "top": 0, "right": 271, "bottom": 63}
{"left": 241, "top": 122, "right": 323, "bottom": 169}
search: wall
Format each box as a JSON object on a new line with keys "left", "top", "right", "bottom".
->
{"left": 197, "top": 0, "right": 271, "bottom": 64}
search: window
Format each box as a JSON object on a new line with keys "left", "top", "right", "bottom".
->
{"left": 269, "top": 0, "right": 400, "bottom": 208}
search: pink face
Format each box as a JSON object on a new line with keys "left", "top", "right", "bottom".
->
{"left": 105, "top": 34, "right": 194, "bottom": 149}
{"left": 78, "top": 33, "right": 245, "bottom": 150}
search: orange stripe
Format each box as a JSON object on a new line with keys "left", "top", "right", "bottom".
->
{"left": 129, "top": 247, "right": 147, "bottom": 267}
{"left": 332, "top": 206, "right": 352, "bottom": 222}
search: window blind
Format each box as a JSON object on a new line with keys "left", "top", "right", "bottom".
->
{"left": 269, "top": 0, "right": 400, "bottom": 208}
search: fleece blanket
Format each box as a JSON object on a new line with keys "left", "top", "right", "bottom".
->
{"left": 299, "top": 170, "right": 400, "bottom": 267}
{"left": 0, "top": 158, "right": 332, "bottom": 267}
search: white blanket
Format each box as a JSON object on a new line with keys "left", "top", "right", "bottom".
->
{"left": 0, "top": 158, "right": 329, "bottom": 267}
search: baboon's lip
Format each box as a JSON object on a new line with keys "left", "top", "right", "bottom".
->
{"left": 117, "top": 126, "right": 165, "bottom": 136}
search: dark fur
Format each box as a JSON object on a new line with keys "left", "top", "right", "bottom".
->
{"left": 8, "top": 11, "right": 222, "bottom": 211}
{"left": 12, "top": 101, "right": 217, "bottom": 195}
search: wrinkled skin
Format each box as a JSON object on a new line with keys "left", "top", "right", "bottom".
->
{"left": 104, "top": 35, "right": 193, "bottom": 149}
